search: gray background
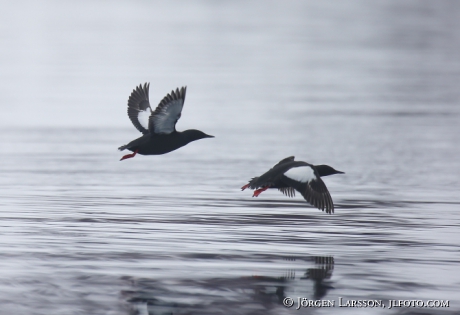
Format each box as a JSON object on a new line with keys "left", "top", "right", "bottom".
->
{"left": 1, "top": 1, "right": 459, "bottom": 314}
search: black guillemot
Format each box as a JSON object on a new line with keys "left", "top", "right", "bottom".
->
{"left": 119, "top": 83, "right": 213, "bottom": 161}
{"left": 241, "top": 156, "right": 344, "bottom": 214}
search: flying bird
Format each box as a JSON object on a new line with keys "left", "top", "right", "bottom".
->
{"left": 241, "top": 156, "right": 344, "bottom": 214}
{"left": 119, "top": 83, "right": 213, "bottom": 160}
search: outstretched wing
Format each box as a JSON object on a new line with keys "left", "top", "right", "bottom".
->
{"left": 272, "top": 156, "right": 295, "bottom": 169}
{"left": 281, "top": 166, "right": 335, "bottom": 214}
{"left": 247, "top": 158, "right": 297, "bottom": 190}
{"left": 278, "top": 187, "right": 296, "bottom": 197}
{"left": 127, "top": 83, "right": 152, "bottom": 134}
{"left": 149, "top": 87, "right": 186, "bottom": 135}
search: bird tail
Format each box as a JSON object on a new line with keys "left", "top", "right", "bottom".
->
{"left": 241, "top": 177, "right": 260, "bottom": 190}
{"left": 118, "top": 144, "right": 128, "bottom": 151}
{"left": 248, "top": 177, "right": 260, "bottom": 189}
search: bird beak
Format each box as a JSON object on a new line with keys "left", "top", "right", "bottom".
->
{"left": 205, "top": 134, "right": 214, "bottom": 138}
{"left": 336, "top": 170, "right": 345, "bottom": 174}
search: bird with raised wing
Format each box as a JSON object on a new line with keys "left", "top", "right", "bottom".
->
{"left": 241, "top": 156, "right": 344, "bottom": 214}
{"left": 119, "top": 83, "right": 213, "bottom": 160}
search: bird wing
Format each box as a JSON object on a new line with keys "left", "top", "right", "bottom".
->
{"left": 148, "top": 87, "right": 186, "bottom": 135}
{"left": 247, "top": 159, "right": 297, "bottom": 189}
{"left": 278, "top": 187, "right": 296, "bottom": 197}
{"left": 127, "top": 83, "right": 152, "bottom": 134}
{"left": 272, "top": 156, "right": 295, "bottom": 169}
{"left": 281, "top": 166, "right": 335, "bottom": 214}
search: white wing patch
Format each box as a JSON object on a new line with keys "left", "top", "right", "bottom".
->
{"left": 138, "top": 108, "right": 151, "bottom": 130}
{"left": 284, "top": 166, "right": 316, "bottom": 183}
{"left": 150, "top": 99, "right": 184, "bottom": 134}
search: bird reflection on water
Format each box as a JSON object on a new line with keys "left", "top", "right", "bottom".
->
{"left": 301, "top": 256, "right": 335, "bottom": 300}
{"left": 121, "top": 256, "right": 335, "bottom": 315}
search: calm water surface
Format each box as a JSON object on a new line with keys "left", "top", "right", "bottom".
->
{"left": 1, "top": 1, "right": 459, "bottom": 314}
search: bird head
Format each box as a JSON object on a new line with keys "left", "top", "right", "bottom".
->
{"left": 314, "top": 165, "right": 345, "bottom": 177}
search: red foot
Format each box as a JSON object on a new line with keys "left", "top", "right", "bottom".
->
{"left": 120, "top": 149, "right": 139, "bottom": 161}
{"left": 253, "top": 186, "right": 269, "bottom": 197}
{"left": 241, "top": 183, "right": 250, "bottom": 191}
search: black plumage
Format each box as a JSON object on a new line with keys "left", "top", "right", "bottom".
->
{"left": 119, "top": 83, "right": 213, "bottom": 160}
{"left": 241, "top": 156, "right": 344, "bottom": 214}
